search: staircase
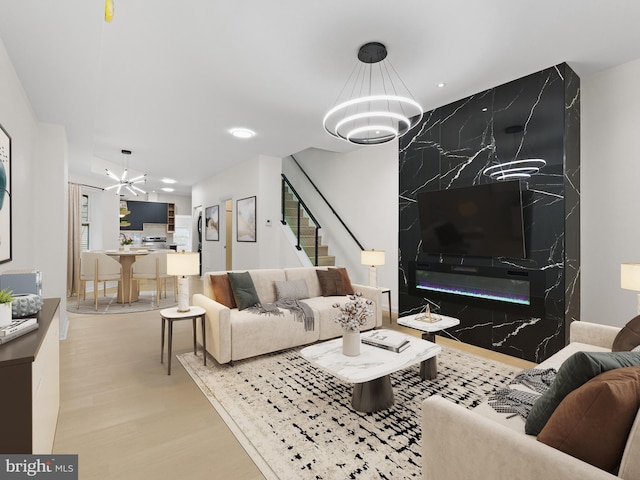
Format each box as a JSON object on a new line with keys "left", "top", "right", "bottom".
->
{"left": 282, "top": 187, "right": 335, "bottom": 266}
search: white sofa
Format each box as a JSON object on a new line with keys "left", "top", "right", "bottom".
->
{"left": 193, "top": 267, "right": 382, "bottom": 364}
{"left": 421, "top": 321, "right": 640, "bottom": 480}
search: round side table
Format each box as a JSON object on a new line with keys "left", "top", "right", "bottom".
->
{"left": 160, "top": 306, "right": 206, "bottom": 375}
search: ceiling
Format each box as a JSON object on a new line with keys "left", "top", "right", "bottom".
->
{"left": 1, "top": 1, "right": 640, "bottom": 197}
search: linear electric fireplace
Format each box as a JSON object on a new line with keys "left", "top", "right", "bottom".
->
{"left": 408, "top": 261, "right": 544, "bottom": 314}
{"left": 415, "top": 269, "right": 530, "bottom": 305}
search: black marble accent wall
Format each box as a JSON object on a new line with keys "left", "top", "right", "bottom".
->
{"left": 399, "top": 63, "right": 580, "bottom": 363}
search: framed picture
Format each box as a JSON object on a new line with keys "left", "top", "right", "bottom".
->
{"left": 205, "top": 205, "right": 219, "bottom": 241}
{"left": 0, "top": 123, "right": 11, "bottom": 264}
{"left": 236, "top": 196, "right": 256, "bottom": 242}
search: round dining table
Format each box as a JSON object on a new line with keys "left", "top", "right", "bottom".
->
{"left": 105, "top": 249, "right": 150, "bottom": 303}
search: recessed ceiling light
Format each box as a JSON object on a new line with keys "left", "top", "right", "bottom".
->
{"left": 161, "top": 187, "right": 175, "bottom": 192}
{"left": 230, "top": 128, "right": 255, "bottom": 139}
{"left": 161, "top": 178, "right": 177, "bottom": 184}
{"left": 482, "top": 107, "right": 488, "bottom": 112}
{"left": 437, "top": 82, "right": 446, "bottom": 88}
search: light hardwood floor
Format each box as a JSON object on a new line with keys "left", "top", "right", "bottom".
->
{"left": 55, "top": 289, "right": 533, "bottom": 479}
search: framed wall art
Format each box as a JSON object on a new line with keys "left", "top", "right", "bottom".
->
{"left": 0, "top": 123, "right": 11, "bottom": 264}
{"left": 236, "top": 196, "right": 256, "bottom": 242}
{"left": 205, "top": 205, "right": 219, "bottom": 241}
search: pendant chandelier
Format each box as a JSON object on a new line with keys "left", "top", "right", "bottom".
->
{"left": 483, "top": 125, "right": 546, "bottom": 181}
{"left": 105, "top": 149, "right": 147, "bottom": 196}
{"left": 323, "top": 42, "right": 423, "bottom": 146}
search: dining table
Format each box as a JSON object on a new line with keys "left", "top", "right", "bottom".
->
{"left": 105, "top": 249, "right": 150, "bottom": 304}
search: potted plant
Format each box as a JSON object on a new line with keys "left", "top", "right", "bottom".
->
{"left": 0, "top": 288, "right": 13, "bottom": 327}
{"left": 120, "top": 233, "right": 134, "bottom": 251}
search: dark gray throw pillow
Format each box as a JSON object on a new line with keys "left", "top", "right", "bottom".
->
{"left": 227, "top": 271, "right": 260, "bottom": 311}
{"left": 525, "top": 351, "right": 640, "bottom": 435}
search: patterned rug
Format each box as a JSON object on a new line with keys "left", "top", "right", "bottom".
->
{"left": 69, "top": 290, "right": 177, "bottom": 314}
{"left": 177, "top": 344, "right": 519, "bottom": 479}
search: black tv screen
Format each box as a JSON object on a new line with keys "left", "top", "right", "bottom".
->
{"left": 417, "top": 181, "right": 526, "bottom": 259}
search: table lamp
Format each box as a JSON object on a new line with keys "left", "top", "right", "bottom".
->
{"left": 361, "top": 249, "right": 385, "bottom": 288}
{"left": 167, "top": 251, "right": 200, "bottom": 312}
{"left": 621, "top": 263, "right": 640, "bottom": 314}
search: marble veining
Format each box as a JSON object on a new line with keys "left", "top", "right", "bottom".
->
{"left": 398, "top": 63, "right": 580, "bottom": 363}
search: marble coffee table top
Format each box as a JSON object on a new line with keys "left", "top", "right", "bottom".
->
{"left": 300, "top": 329, "right": 441, "bottom": 384}
{"left": 397, "top": 312, "right": 460, "bottom": 333}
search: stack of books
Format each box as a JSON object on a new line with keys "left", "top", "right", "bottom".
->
{"left": 361, "top": 330, "right": 411, "bottom": 353}
{"left": 0, "top": 317, "right": 38, "bottom": 345}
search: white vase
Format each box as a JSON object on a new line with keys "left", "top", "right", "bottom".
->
{"left": 123, "top": 245, "right": 130, "bottom": 252}
{"left": 0, "top": 303, "right": 12, "bottom": 327}
{"left": 342, "top": 329, "right": 361, "bottom": 356}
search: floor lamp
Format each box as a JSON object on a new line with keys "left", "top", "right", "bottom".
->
{"left": 621, "top": 263, "right": 640, "bottom": 314}
{"left": 361, "top": 250, "right": 385, "bottom": 288}
{"left": 167, "top": 251, "right": 200, "bottom": 312}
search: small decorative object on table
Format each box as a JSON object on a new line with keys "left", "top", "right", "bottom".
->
{"left": 333, "top": 292, "right": 373, "bottom": 356}
{"left": 0, "top": 288, "right": 13, "bottom": 328}
{"left": 415, "top": 304, "right": 441, "bottom": 323}
{"left": 120, "top": 233, "right": 133, "bottom": 251}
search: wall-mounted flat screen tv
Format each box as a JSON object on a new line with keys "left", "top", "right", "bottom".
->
{"left": 417, "top": 181, "right": 526, "bottom": 259}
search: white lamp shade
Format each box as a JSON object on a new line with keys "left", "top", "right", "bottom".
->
{"left": 621, "top": 263, "right": 640, "bottom": 291}
{"left": 361, "top": 250, "right": 385, "bottom": 267}
{"left": 167, "top": 252, "right": 200, "bottom": 276}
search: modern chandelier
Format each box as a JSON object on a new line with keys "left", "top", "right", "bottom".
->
{"left": 105, "top": 149, "right": 147, "bottom": 196}
{"left": 323, "top": 42, "right": 423, "bottom": 146}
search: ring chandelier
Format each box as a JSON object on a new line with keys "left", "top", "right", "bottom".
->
{"left": 483, "top": 159, "right": 547, "bottom": 181}
{"left": 323, "top": 42, "right": 423, "bottom": 145}
{"left": 105, "top": 149, "right": 147, "bottom": 196}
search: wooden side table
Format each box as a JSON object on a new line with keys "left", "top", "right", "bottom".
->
{"left": 160, "top": 306, "right": 206, "bottom": 375}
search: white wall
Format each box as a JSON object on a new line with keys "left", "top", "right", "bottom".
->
{"left": 283, "top": 141, "right": 399, "bottom": 312}
{"left": 192, "top": 154, "right": 301, "bottom": 274}
{"left": 155, "top": 193, "right": 190, "bottom": 216}
{"left": 0, "top": 38, "right": 69, "bottom": 335}
{"left": 581, "top": 58, "right": 640, "bottom": 326}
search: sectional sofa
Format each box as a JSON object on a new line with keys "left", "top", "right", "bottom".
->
{"left": 422, "top": 320, "right": 640, "bottom": 480}
{"left": 192, "top": 266, "right": 382, "bottom": 364}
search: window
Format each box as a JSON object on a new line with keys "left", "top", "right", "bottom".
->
{"left": 81, "top": 194, "right": 90, "bottom": 251}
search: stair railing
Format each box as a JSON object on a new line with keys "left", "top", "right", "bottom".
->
{"left": 281, "top": 175, "right": 320, "bottom": 265}
{"left": 289, "top": 154, "right": 365, "bottom": 251}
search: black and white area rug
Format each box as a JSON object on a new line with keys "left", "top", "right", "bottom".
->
{"left": 178, "top": 345, "right": 519, "bottom": 479}
{"left": 69, "top": 291, "right": 177, "bottom": 315}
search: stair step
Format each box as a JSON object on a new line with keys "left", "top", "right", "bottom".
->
{"left": 315, "top": 256, "right": 336, "bottom": 266}
{"left": 284, "top": 208, "right": 316, "bottom": 223}
{"left": 284, "top": 213, "right": 312, "bottom": 227}
{"left": 289, "top": 225, "right": 318, "bottom": 236}
{"left": 295, "top": 235, "right": 323, "bottom": 247}
{"left": 302, "top": 244, "right": 329, "bottom": 257}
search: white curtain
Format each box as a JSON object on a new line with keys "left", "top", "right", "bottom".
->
{"left": 67, "top": 182, "right": 81, "bottom": 296}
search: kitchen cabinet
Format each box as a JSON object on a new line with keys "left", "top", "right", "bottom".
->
{"left": 0, "top": 298, "right": 60, "bottom": 453}
{"left": 120, "top": 201, "right": 168, "bottom": 231}
{"left": 167, "top": 203, "right": 175, "bottom": 233}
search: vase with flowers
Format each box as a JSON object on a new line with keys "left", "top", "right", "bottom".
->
{"left": 333, "top": 292, "right": 373, "bottom": 356}
{"left": 120, "top": 233, "right": 133, "bottom": 251}
{"left": 0, "top": 288, "right": 13, "bottom": 328}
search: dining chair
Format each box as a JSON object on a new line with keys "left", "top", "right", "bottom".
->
{"left": 130, "top": 251, "right": 176, "bottom": 306}
{"left": 77, "top": 252, "right": 124, "bottom": 310}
